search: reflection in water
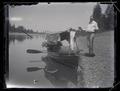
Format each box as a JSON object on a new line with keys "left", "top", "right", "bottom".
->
{"left": 9, "top": 33, "right": 85, "bottom": 88}
{"left": 9, "top": 35, "right": 28, "bottom": 45}
{"left": 41, "top": 53, "right": 84, "bottom": 88}
{"left": 9, "top": 34, "right": 46, "bottom": 45}
{"left": 27, "top": 67, "right": 43, "bottom": 72}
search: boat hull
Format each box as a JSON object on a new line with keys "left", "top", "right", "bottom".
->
{"left": 43, "top": 52, "right": 79, "bottom": 70}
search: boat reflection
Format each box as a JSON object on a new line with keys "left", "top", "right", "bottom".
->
{"left": 42, "top": 53, "right": 80, "bottom": 88}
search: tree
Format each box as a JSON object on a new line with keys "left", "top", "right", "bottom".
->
{"left": 100, "top": 14, "right": 107, "bottom": 30}
{"left": 9, "top": 23, "right": 16, "bottom": 32}
{"left": 104, "top": 4, "right": 114, "bottom": 30}
{"left": 9, "top": 24, "right": 38, "bottom": 34}
{"left": 16, "top": 26, "right": 25, "bottom": 33}
{"left": 92, "top": 3, "right": 102, "bottom": 30}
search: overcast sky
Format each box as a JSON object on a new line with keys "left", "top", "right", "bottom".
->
{"left": 9, "top": 3, "right": 108, "bottom": 32}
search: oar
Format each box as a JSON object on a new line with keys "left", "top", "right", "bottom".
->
{"left": 26, "top": 67, "right": 44, "bottom": 72}
{"left": 29, "top": 60, "right": 43, "bottom": 63}
{"left": 26, "top": 49, "right": 58, "bottom": 54}
{"left": 26, "top": 49, "right": 85, "bottom": 56}
{"left": 26, "top": 49, "right": 46, "bottom": 53}
{"left": 26, "top": 67, "right": 58, "bottom": 73}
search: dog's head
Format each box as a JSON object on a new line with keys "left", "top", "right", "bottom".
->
{"left": 45, "top": 33, "right": 60, "bottom": 43}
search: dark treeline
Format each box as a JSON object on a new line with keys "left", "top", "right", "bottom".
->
{"left": 78, "top": 3, "right": 114, "bottom": 33}
{"left": 92, "top": 3, "right": 114, "bottom": 31}
{"left": 9, "top": 23, "right": 45, "bottom": 34}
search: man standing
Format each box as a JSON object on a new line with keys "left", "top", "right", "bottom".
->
{"left": 85, "top": 16, "right": 99, "bottom": 57}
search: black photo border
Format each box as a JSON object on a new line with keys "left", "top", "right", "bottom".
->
{"left": 0, "top": 0, "right": 119, "bottom": 91}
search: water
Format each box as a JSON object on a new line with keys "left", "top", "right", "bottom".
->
{"left": 7, "top": 31, "right": 114, "bottom": 88}
{"left": 8, "top": 33, "right": 80, "bottom": 88}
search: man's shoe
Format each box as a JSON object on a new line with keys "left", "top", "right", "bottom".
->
{"left": 84, "top": 53, "right": 95, "bottom": 57}
{"left": 89, "top": 53, "right": 95, "bottom": 57}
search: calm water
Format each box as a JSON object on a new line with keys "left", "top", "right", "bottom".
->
{"left": 8, "top": 33, "right": 80, "bottom": 88}
{"left": 7, "top": 31, "right": 114, "bottom": 88}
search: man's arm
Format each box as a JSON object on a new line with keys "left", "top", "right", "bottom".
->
{"left": 93, "top": 21, "right": 99, "bottom": 31}
{"left": 95, "top": 23, "right": 99, "bottom": 30}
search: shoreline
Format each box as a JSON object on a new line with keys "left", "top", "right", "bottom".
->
{"left": 9, "top": 32, "right": 46, "bottom": 35}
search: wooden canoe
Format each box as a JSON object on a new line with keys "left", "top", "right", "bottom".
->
{"left": 43, "top": 46, "right": 80, "bottom": 70}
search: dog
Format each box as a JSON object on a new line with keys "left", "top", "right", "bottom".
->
{"left": 46, "top": 28, "right": 77, "bottom": 50}
{"left": 45, "top": 28, "right": 82, "bottom": 52}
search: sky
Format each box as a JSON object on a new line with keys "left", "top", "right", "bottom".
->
{"left": 9, "top": 2, "right": 108, "bottom": 33}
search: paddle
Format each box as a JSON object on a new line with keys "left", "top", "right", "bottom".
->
{"left": 26, "top": 49, "right": 85, "bottom": 57}
{"left": 26, "top": 67, "right": 43, "bottom": 72}
{"left": 26, "top": 49, "right": 46, "bottom": 53}
{"left": 29, "top": 60, "right": 43, "bottom": 63}
{"left": 26, "top": 66, "right": 58, "bottom": 73}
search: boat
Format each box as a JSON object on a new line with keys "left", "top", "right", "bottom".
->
{"left": 42, "top": 42, "right": 80, "bottom": 70}
{"left": 42, "top": 47, "right": 79, "bottom": 87}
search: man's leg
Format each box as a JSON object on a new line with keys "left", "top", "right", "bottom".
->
{"left": 87, "top": 34, "right": 90, "bottom": 51}
{"left": 91, "top": 35, "right": 94, "bottom": 54}
{"left": 89, "top": 36, "right": 92, "bottom": 54}
{"left": 89, "top": 33, "right": 95, "bottom": 56}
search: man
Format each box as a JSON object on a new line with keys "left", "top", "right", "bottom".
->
{"left": 85, "top": 16, "right": 99, "bottom": 57}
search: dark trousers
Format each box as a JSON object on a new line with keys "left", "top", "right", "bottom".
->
{"left": 87, "top": 32, "right": 95, "bottom": 54}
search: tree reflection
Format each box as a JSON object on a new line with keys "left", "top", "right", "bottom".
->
{"left": 9, "top": 34, "right": 33, "bottom": 45}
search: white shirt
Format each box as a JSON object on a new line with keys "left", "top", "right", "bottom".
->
{"left": 86, "top": 21, "right": 99, "bottom": 32}
{"left": 70, "top": 30, "right": 76, "bottom": 50}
